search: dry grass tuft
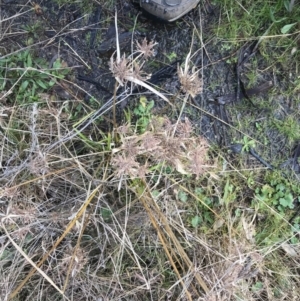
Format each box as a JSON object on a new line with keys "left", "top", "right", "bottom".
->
{"left": 177, "top": 64, "right": 203, "bottom": 98}
{"left": 135, "top": 38, "right": 158, "bottom": 60}
{"left": 1, "top": 77, "right": 300, "bottom": 301}
{"left": 111, "top": 116, "right": 212, "bottom": 179}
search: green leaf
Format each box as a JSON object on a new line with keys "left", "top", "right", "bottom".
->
{"left": 151, "top": 190, "right": 160, "bottom": 199}
{"left": 48, "top": 80, "right": 56, "bottom": 87}
{"left": 191, "top": 216, "right": 201, "bottom": 228}
{"left": 269, "top": 8, "right": 287, "bottom": 23}
{"left": 36, "top": 79, "right": 48, "bottom": 89}
{"left": 222, "top": 179, "right": 235, "bottom": 205}
{"left": 276, "top": 183, "right": 286, "bottom": 191}
{"left": 26, "top": 37, "right": 34, "bottom": 46}
{"left": 203, "top": 211, "right": 213, "bottom": 224}
{"left": 19, "top": 80, "right": 29, "bottom": 92}
{"left": 281, "top": 23, "right": 297, "bottom": 34}
{"left": 261, "top": 184, "right": 274, "bottom": 197}
{"left": 178, "top": 190, "right": 188, "bottom": 202}
{"left": 147, "top": 100, "right": 155, "bottom": 110}
{"left": 290, "top": 236, "right": 299, "bottom": 244}
{"left": 38, "top": 73, "right": 50, "bottom": 79}
{"left": 235, "top": 208, "right": 242, "bottom": 217}
{"left": 100, "top": 208, "right": 112, "bottom": 220}
{"left": 134, "top": 108, "right": 141, "bottom": 115}
{"left": 53, "top": 59, "right": 62, "bottom": 69}
{"left": 274, "top": 191, "right": 284, "bottom": 198}
{"left": 251, "top": 281, "right": 263, "bottom": 292}
{"left": 284, "top": 0, "right": 289, "bottom": 11}
{"left": 292, "top": 223, "right": 300, "bottom": 232}
{"left": 26, "top": 53, "right": 32, "bottom": 67}
{"left": 279, "top": 193, "right": 294, "bottom": 209}
{"left": 194, "top": 187, "right": 203, "bottom": 196}
{"left": 166, "top": 51, "right": 177, "bottom": 62}
{"left": 31, "top": 82, "right": 36, "bottom": 96}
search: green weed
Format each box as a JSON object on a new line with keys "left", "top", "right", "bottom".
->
{"left": 273, "top": 115, "right": 300, "bottom": 144}
{"left": 251, "top": 170, "right": 299, "bottom": 247}
{"left": 0, "top": 50, "right": 69, "bottom": 104}
{"left": 133, "top": 96, "right": 155, "bottom": 133}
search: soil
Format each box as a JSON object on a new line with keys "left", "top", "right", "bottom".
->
{"left": 1, "top": 0, "right": 299, "bottom": 175}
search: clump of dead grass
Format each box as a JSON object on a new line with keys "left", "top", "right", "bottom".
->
{"left": 177, "top": 62, "right": 202, "bottom": 98}
{"left": 112, "top": 116, "right": 212, "bottom": 180}
{"left": 0, "top": 101, "right": 104, "bottom": 300}
{"left": 1, "top": 81, "right": 300, "bottom": 301}
{"left": 108, "top": 12, "right": 172, "bottom": 105}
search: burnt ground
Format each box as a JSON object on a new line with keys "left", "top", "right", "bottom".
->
{"left": 1, "top": 0, "right": 299, "bottom": 177}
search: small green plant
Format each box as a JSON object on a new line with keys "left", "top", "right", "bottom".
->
{"left": 251, "top": 281, "right": 263, "bottom": 293}
{"left": 241, "top": 136, "right": 256, "bottom": 152}
{"left": 191, "top": 215, "right": 202, "bottom": 228}
{"left": 255, "top": 178, "right": 296, "bottom": 213}
{"left": 194, "top": 187, "right": 214, "bottom": 225}
{"left": 164, "top": 51, "right": 177, "bottom": 62}
{"left": 22, "top": 23, "right": 43, "bottom": 40}
{"left": 0, "top": 50, "right": 69, "bottom": 103}
{"left": 269, "top": 3, "right": 298, "bottom": 33}
{"left": 133, "top": 96, "right": 154, "bottom": 133}
{"left": 253, "top": 171, "right": 300, "bottom": 246}
{"left": 290, "top": 220, "right": 300, "bottom": 244}
{"left": 178, "top": 190, "right": 188, "bottom": 202}
{"left": 273, "top": 116, "right": 300, "bottom": 144}
{"left": 221, "top": 43, "right": 233, "bottom": 52}
{"left": 100, "top": 208, "right": 113, "bottom": 221}
{"left": 220, "top": 179, "right": 237, "bottom": 207}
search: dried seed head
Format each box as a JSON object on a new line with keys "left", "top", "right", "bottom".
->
{"left": 109, "top": 53, "right": 130, "bottom": 86}
{"left": 178, "top": 65, "right": 203, "bottom": 98}
{"left": 136, "top": 38, "right": 157, "bottom": 60}
{"left": 132, "top": 61, "right": 151, "bottom": 81}
{"left": 111, "top": 154, "right": 140, "bottom": 177}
